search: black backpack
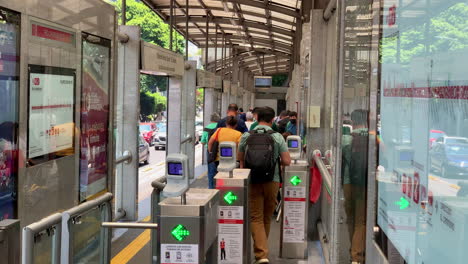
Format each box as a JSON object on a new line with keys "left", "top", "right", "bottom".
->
{"left": 205, "top": 127, "right": 218, "bottom": 163}
{"left": 244, "top": 129, "right": 278, "bottom": 184}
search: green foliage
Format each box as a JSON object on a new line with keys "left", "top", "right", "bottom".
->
{"left": 196, "top": 88, "right": 204, "bottom": 111}
{"left": 381, "top": 3, "right": 468, "bottom": 65}
{"left": 272, "top": 74, "right": 288, "bottom": 86}
{"left": 140, "top": 90, "right": 156, "bottom": 119}
{"left": 140, "top": 74, "right": 168, "bottom": 92}
{"left": 108, "top": 0, "right": 185, "bottom": 55}
{"left": 153, "top": 92, "right": 167, "bottom": 114}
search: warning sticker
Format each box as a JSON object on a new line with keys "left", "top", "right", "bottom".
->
{"left": 161, "top": 244, "right": 198, "bottom": 264}
{"left": 283, "top": 186, "right": 306, "bottom": 243}
{"left": 218, "top": 206, "right": 244, "bottom": 264}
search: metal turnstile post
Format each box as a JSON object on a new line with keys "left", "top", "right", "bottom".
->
{"left": 280, "top": 160, "right": 310, "bottom": 259}
{"left": 214, "top": 169, "right": 251, "bottom": 264}
{"left": 0, "top": 219, "right": 20, "bottom": 264}
{"left": 157, "top": 188, "right": 220, "bottom": 264}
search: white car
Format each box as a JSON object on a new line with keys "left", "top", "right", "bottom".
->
{"left": 138, "top": 134, "right": 150, "bottom": 165}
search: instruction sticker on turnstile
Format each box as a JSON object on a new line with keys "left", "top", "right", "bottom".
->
{"left": 161, "top": 244, "right": 198, "bottom": 264}
{"left": 283, "top": 186, "right": 306, "bottom": 243}
{"left": 218, "top": 206, "right": 243, "bottom": 264}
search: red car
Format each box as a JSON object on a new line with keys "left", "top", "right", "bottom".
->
{"left": 429, "top": 130, "right": 446, "bottom": 147}
{"left": 140, "top": 123, "right": 156, "bottom": 146}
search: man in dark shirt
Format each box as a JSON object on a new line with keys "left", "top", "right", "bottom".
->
{"left": 216, "top": 103, "right": 248, "bottom": 133}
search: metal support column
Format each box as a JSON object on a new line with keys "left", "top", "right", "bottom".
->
{"left": 205, "top": 15, "right": 209, "bottom": 69}
{"left": 122, "top": 0, "right": 126, "bottom": 25}
{"left": 181, "top": 61, "right": 197, "bottom": 179}
{"left": 169, "top": 0, "right": 174, "bottom": 51}
{"left": 185, "top": 0, "right": 189, "bottom": 59}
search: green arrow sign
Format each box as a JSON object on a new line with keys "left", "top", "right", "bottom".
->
{"left": 290, "top": 176, "right": 302, "bottom": 186}
{"left": 224, "top": 191, "right": 238, "bottom": 205}
{"left": 395, "top": 197, "right": 410, "bottom": 210}
{"left": 171, "top": 224, "right": 190, "bottom": 241}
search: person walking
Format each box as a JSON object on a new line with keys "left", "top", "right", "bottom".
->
{"left": 245, "top": 111, "right": 254, "bottom": 130}
{"left": 216, "top": 104, "right": 248, "bottom": 133}
{"left": 208, "top": 116, "right": 243, "bottom": 185}
{"left": 238, "top": 107, "right": 291, "bottom": 264}
{"left": 201, "top": 113, "right": 221, "bottom": 189}
{"left": 249, "top": 107, "right": 279, "bottom": 132}
{"left": 276, "top": 110, "right": 290, "bottom": 133}
{"left": 285, "top": 111, "right": 298, "bottom": 135}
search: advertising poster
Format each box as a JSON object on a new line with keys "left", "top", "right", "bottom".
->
{"left": 0, "top": 8, "right": 20, "bottom": 220}
{"left": 377, "top": 1, "right": 468, "bottom": 263}
{"left": 28, "top": 67, "right": 75, "bottom": 159}
{"left": 218, "top": 206, "right": 243, "bottom": 264}
{"left": 161, "top": 244, "right": 198, "bottom": 264}
{"left": 282, "top": 186, "right": 306, "bottom": 243}
{"left": 79, "top": 34, "right": 111, "bottom": 201}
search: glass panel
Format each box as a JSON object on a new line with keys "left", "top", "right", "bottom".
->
{"left": 0, "top": 7, "right": 20, "bottom": 220}
{"left": 79, "top": 33, "right": 111, "bottom": 202}
{"left": 340, "top": 0, "right": 373, "bottom": 262}
{"left": 377, "top": 1, "right": 468, "bottom": 263}
{"left": 33, "top": 226, "right": 60, "bottom": 264}
{"left": 71, "top": 206, "right": 108, "bottom": 264}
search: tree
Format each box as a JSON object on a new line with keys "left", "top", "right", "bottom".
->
{"left": 140, "top": 90, "right": 156, "bottom": 120}
{"left": 272, "top": 74, "right": 288, "bottom": 86}
{"left": 141, "top": 74, "right": 168, "bottom": 93}
{"left": 107, "top": 0, "right": 186, "bottom": 55}
{"left": 153, "top": 92, "right": 167, "bottom": 114}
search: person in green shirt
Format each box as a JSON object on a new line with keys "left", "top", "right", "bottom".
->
{"left": 201, "top": 113, "right": 220, "bottom": 189}
{"left": 249, "top": 107, "right": 279, "bottom": 132}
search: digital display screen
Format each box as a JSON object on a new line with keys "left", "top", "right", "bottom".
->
{"left": 168, "top": 162, "right": 183, "bottom": 175}
{"left": 254, "top": 77, "right": 272, "bottom": 87}
{"left": 288, "top": 140, "right": 299, "bottom": 148}
{"left": 220, "top": 147, "right": 233, "bottom": 157}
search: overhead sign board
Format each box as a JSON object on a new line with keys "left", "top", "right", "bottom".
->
{"left": 196, "top": 70, "right": 216, "bottom": 88}
{"left": 141, "top": 41, "right": 184, "bottom": 77}
{"left": 215, "top": 76, "right": 222, "bottom": 90}
{"left": 223, "top": 80, "right": 231, "bottom": 94}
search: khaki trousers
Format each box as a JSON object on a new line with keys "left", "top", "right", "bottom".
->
{"left": 249, "top": 181, "right": 280, "bottom": 260}
{"left": 344, "top": 184, "right": 366, "bottom": 262}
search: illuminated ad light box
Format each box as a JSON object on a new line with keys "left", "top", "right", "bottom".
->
{"left": 254, "top": 76, "right": 272, "bottom": 89}
{"left": 28, "top": 65, "right": 75, "bottom": 163}
{"left": 79, "top": 33, "right": 112, "bottom": 202}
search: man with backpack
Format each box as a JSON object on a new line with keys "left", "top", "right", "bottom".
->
{"left": 216, "top": 103, "right": 248, "bottom": 133}
{"left": 238, "top": 106, "right": 291, "bottom": 264}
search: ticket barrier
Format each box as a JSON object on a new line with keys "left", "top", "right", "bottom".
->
{"left": 156, "top": 154, "right": 220, "bottom": 264}
{"left": 214, "top": 142, "right": 251, "bottom": 264}
{"left": 280, "top": 136, "right": 310, "bottom": 259}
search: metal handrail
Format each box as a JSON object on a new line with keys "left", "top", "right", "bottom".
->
{"left": 63, "top": 193, "right": 113, "bottom": 218}
{"left": 22, "top": 213, "right": 62, "bottom": 264}
{"left": 313, "top": 150, "right": 333, "bottom": 192}
{"left": 323, "top": 0, "right": 337, "bottom": 21}
{"left": 180, "top": 135, "right": 193, "bottom": 144}
{"left": 115, "top": 150, "right": 132, "bottom": 165}
{"left": 151, "top": 176, "right": 167, "bottom": 264}
{"left": 101, "top": 222, "right": 158, "bottom": 229}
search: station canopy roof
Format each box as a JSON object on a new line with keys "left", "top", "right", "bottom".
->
{"left": 143, "top": 0, "right": 302, "bottom": 76}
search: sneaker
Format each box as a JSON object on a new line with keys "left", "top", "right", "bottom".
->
{"left": 254, "top": 259, "right": 269, "bottom": 264}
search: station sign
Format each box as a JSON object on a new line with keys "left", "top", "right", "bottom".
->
{"left": 141, "top": 41, "right": 184, "bottom": 77}
{"left": 196, "top": 69, "right": 216, "bottom": 88}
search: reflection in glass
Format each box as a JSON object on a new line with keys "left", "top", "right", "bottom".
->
{"left": 0, "top": 7, "right": 20, "bottom": 221}
{"left": 341, "top": 0, "right": 372, "bottom": 262}
{"left": 377, "top": 1, "right": 468, "bottom": 263}
{"left": 71, "top": 207, "right": 105, "bottom": 264}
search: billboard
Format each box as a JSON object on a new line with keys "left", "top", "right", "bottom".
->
{"left": 79, "top": 33, "right": 111, "bottom": 201}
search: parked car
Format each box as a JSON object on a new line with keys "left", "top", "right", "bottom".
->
{"left": 429, "top": 130, "right": 446, "bottom": 147}
{"left": 434, "top": 136, "right": 468, "bottom": 145}
{"left": 140, "top": 122, "right": 156, "bottom": 146}
{"left": 139, "top": 134, "right": 150, "bottom": 165}
{"left": 154, "top": 124, "right": 167, "bottom": 150}
{"left": 195, "top": 120, "right": 203, "bottom": 144}
{"left": 430, "top": 143, "right": 468, "bottom": 178}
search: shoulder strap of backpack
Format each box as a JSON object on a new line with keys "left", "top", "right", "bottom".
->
{"left": 204, "top": 127, "right": 215, "bottom": 133}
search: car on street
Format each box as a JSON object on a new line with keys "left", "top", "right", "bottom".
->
{"left": 429, "top": 129, "right": 446, "bottom": 147}
{"left": 195, "top": 120, "right": 203, "bottom": 144}
{"left": 430, "top": 143, "right": 468, "bottom": 178}
{"left": 139, "top": 134, "right": 150, "bottom": 165}
{"left": 154, "top": 123, "right": 167, "bottom": 150}
{"left": 139, "top": 122, "right": 156, "bottom": 146}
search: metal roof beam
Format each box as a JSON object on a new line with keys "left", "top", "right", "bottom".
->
{"left": 225, "top": 0, "right": 300, "bottom": 18}
{"left": 174, "top": 16, "right": 294, "bottom": 37}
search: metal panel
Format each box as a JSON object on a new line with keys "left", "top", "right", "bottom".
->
{"left": 19, "top": 16, "right": 81, "bottom": 227}
{"left": 181, "top": 61, "right": 197, "bottom": 179}
{"left": 167, "top": 76, "right": 182, "bottom": 155}
{"left": 115, "top": 25, "right": 141, "bottom": 221}
{"left": 0, "top": 219, "right": 20, "bottom": 264}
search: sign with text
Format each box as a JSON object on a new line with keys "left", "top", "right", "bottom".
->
{"left": 28, "top": 66, "right": 75, "bottom": 159}
{"left": 196, "top": 70, "right": 216, "bottom": 88}
{"left": 141, "top": 41, "right": 184, "bottom": 77}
